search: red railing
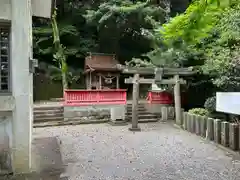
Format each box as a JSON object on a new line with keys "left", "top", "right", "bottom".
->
{"left": 64, "top": 89, "right": 127, "bottom": 106}
{"left": 147, "top": 91, "right": 174, "bottom": 105}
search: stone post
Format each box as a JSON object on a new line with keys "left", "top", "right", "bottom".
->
{"left": 221, "top": 121, "right": 229, "bottom": 147}
{"left": 187, "top": 113, "right": 191, "bottom": 132}
{"left": 11, "top": 0, "right": 33, "bottom": 173}
{"left": 190, "top": 114, "right": 196, "bottom": 133}
{"left": 206, "top": 118, "right": 214, "bottom": 140}
{"left": 183, "top": 112, "right": 188, "bottom": 130}
{"left": 229, "top": 123, "right": 239, "bottom": 150}
{"left": 200, "top": 116, "right": 207, "bottom": 138}
{"left": 195, "top": 115, "right": 201, "bottom": 135}
{"left": 213, "top": 119, "right": 221, "bottom": 144}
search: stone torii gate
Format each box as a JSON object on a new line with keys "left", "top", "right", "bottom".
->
{"left": 117, "top": 65, "right": 195, "bottom": 131}
{"left": 0, "top": 0, "right": 54, "bottom": 173}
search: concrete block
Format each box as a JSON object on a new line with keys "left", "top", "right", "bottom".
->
{"left": 200, "top": 116, "right": 207, "bottom": 138}
{"left": 213, "top": 119, "right": 221, "bottom": 144}
{"left": 221, "top": 121, "right": 229, "bottom": 147}
{"left": 229, "top": 123, "right": 239, "bottom": 150}
{"left": 161, "top": 106, "right": 168, "bottom": 121}
{"left": 110, "top": 105, "right": 126, "bottom": 121}
{"left": 206, "top": 118, "right": 214, "bottom": 141}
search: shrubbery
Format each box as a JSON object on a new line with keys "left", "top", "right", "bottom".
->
{"left": 188, "top": 108, "right": 209, "bottom": 117}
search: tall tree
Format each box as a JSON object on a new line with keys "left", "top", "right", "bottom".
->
{"left": 51, "top": 8, "right": 68, "bottom": 93}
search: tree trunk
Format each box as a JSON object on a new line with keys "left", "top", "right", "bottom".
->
{"left": 52, "top": 8, "right": 68, "bottom": 96}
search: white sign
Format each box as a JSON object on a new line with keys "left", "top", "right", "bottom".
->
{"left": 32, "top": 0, "right": 54, "bottom": 18}
{"left": 216, "top": 92, "right": 240, "bottom": 115}
{"left": 0, "top": 0, "right": 11, "bottom": 20}
{"left": 0, "top": 0, "right": 54, "bottom": 21}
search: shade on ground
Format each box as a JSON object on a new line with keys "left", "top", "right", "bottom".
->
{"left": 33, "top": 122, "right": 240, "bottom": 180}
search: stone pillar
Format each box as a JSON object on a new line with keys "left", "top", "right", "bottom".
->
{"left": 187, "top": 113, "right": 191, "bottom": 132}
{"left": 200, "top": 116, "right": 207, "bottom": 138}
{"left": 129, "top": 74, "right": 140, "bottom": 131}
{"left": 206, "top": 118, "right": 214, "bottom": 140}
{"left": 11, "top": 0, "right": 33, "bottom": 173}
{"left": 229, "top": 123, "right": 239, "bottom": 150}
{"left": 195, "top": 115, "right": 201, "bottom": 136}
{"left": 213, "top": 119, "right": 221, "bottom": 144}
{"left": 221, "top": 121, "right": 229, "bottom": 147}
{"left": 174, "top": 75, "right": 182, "bottom": 126}
{"left": 183, "top": 112, "right": 187, "bottom": 130}
{"left": 190, "top": 114, "right": 195, "bottom": 133}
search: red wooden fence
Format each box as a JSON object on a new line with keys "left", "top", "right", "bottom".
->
{"left": 64, "top": 89, "right": 127, "bottom": 106}
{"left": 147, "top": 91, "right": 174, "bottom": 105}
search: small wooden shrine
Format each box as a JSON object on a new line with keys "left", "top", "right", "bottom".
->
{"left": 84, "top": 53, "right": 121, "bottom": 89}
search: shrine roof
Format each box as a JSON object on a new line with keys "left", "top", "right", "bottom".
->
{"left": 84, "top": 53, "right": 121, "bottom": 72}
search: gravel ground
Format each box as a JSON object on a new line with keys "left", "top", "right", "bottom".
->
{"left": 33, "top": 122, "right": 240, "bottom": 180}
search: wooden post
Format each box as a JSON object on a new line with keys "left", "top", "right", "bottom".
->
{"left": 174, "top": 75, "right": 182, "bottom": 126}
{"left": 99, "top": 74, "right": 102, "bottom": 90}
{"left": 116, "top": 75, "right": 119, "bottom": 89}
{"left": 129, "top": 74, "right": 141, "bottom": 131}
{"left": 89, "top": 72, "right": 92, "bottom": 89}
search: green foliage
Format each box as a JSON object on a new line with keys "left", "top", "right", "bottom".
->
{"left": 84, "top": 0, "right": 167, "bottom": 61}
{"left": 145, "top": 0, "right": 240, "bottom": 110}
{"left": 38, "top": 62, "right": 82, "bottom": 85}
{"left": 188, "top": 108, "right": 209, "bottom": 117}
{"left": 204, "top": 96, "right": 216, "bottom": 112}
{"left": 160, "top": 0, "right": 231, "bottom": 46}
{"left": 202, "top": 4, "right": 240, "bottom": 91}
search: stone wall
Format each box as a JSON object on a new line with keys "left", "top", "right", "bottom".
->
{"left": 64, "top": 105, "right": 125, "bottom": 122}
{"left": 64, "top": 105, "right": 111, "bottom": 121}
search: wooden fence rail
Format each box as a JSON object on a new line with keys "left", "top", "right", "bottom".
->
{"left": 64, "top": 89, "right": 127, "bottom": 106}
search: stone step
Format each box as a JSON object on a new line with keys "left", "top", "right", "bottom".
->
{"left": 126, "top": 114, "right": 158, "bottom": 120}
{"left": 126, "top": 118, "right": 159, "bottom": 123}
{"left": 126, "top": 107, "right": 147, "bottom": 111}
{"left": 34, "top": 112, "right": 63, "bottom": 118}
{"left": 138, "top": 118, "right": 159, "bottom": 123}
{"left": 125, "top": 111, "right": 153, "bottom": 115}
{"left": 126, "top": 104, "right": 146, "bottom": 108}
{"left": 34, "top": 106, "right": 63, "bottom": 111}
{"left": 126, "top": 109, "right": 150, "bottom": 114}
{"left": 34, "top": 116, "right": 63, "bottom": 123}
{"left": 34, "top": 110, "right": 63, "bottom": 114}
